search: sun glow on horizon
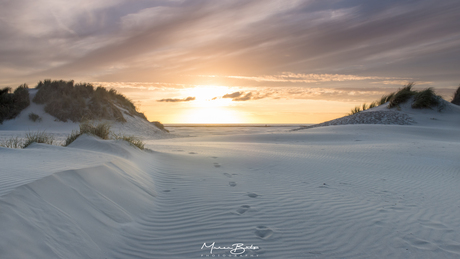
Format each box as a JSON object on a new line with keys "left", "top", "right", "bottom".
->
{"left": 173, "top": 85, "right": 248, "bottom": 123}
{"left": 183, "top": 85, "right": 234, "bottom": 106}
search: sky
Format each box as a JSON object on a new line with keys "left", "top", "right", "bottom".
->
{"left": 1, "top": 0, "right": 460, "bottom": 123}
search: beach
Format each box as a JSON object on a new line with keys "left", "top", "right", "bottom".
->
{"left": 1, "top": 103, "right": 460, "bottom": 258}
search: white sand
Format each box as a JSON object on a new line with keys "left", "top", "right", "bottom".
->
{"left": 1, "top": 101, "right": 460, "bottom": 258}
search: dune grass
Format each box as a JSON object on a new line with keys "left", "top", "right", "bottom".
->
{"left": 23, "top": 131, "right": 54, "bottom": 148}
{"left": 388, "top": 83, "right": 417, "bottom": 108}
{"left": 412, "top": 88, "right": 440, "bottom": 109}
{"left": 349, "top": 106, "right": 362, "bottom": 115}
{"left": 64, "top": 121, "right": 145, "bottom": 149}
{"left": 64, "top": 121, "right": 111, "bottom": 146}
{"left": 348, "top": 82, "right": 448, "bottom": 115}
{"left": 348, "top": 101, "right": 379, "bottom": 115}
{"left": 112, "top": 133, "right": 145, "bottom": 150}
{"left": 0, "top": 136, "right": 24, "bottom": 149}
{"left": 379, "top": 92, "right": 395, "bottom": 106}
{"left": 1, "top": 121, "right": 145, "bottom": 150}
{"left": 79, "top": 121, "right": 111, "bottom": 140}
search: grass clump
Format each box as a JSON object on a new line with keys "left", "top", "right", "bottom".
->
{"left": 349, "top": 106, "right": 362, "bottom": 115}
{"left": 64, "top": 130, "right": 81, "bottom": 147}
{"left": 379, "top": 92, "right": 395, "bottom": 105}
{"left": 388, "top": 82, "right": 416, "bottom": 108}
{"left": 79, "top": 121, "right": 111, "bottom": 140}
{"left": 64, "top": 121, "right": 111, "bottom": 146}
{"left": 23, "top": 131, "right": 54, "bottom": 148}
{"left": 64, "top": 121, "right": 145, "bottom": 150}
{"left": 0, "top": 84, "right": 30, "bottom": 124}
{"left": 369, "top": 101, "right": 378, "bottom": 109}
{"left": 346, "top": 82, "right": 450, "bottom": 115}
{"left": 412, "top": 88, "right": 440, "bottom": 109}
{"left": 112, "top": 133, "right": 145, "bottom": 150}
{"left": 0, "top": 136, "right": 24, "bottom": 149}
{"left": 452, "top": 85, "right": 460, "bottom": 105}
{"left": 28, "top": 112, "right": 42, "bottom": 122}
{"left": 348, "top": 101, "right": 379, "bottom": 115}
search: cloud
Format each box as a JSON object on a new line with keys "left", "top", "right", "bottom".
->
{"left": 206, "top": 72, "right": 399, "bottom": 84}
{"left": 157, "top": 96, "right": 196, "bottom": 102}
{"left": 222, "top": 92, "right": 243, "bottom": 98}
{"left": 233, "top": 92, "right": 253, "bottom": 101}
{"left": 221, "top": 91, "right": 272, "bottom": 101}
{"left": 1, "top": 0, "right": 460, "bottom": 89}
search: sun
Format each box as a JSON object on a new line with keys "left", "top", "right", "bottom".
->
{"left": 183, "top": 85, "right": 233, "bottom": 107}
{"left": 175, "top": 85, "right": 247, "bottom": 124}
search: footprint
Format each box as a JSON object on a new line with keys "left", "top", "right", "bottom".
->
{"left": 247, "top": 192, "right": 259, "bottom": 198}
{"left": 214, "top": 163, "right": 221, "bottom": 168}
{"left": 189, "top": 152, "right": 197, "bottom": 154}
{"left": 229, "top": 181, "right": 237, "bottom": 187}
{"left": 211, "top": 156, "right": 218, "bottom": 159}
{"left": 163, "top": 190, "right": 171, "bottom": 192}
{"left": 254, "top": 226, "right": 273, "bottom": 239}
{"left": 236, "top": 205, "right": 250, "bottom": 214}
{"left": 318, "top": 183, "right": 329, "bottom": 188}
{"left": 223, "top": 173, "right": 232, "bottom": 178}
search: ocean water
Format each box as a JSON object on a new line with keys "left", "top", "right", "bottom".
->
{"left": 164, "top": 124, "right": 311, "bottom": 138}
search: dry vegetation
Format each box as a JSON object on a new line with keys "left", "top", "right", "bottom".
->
{"left": 452, "top": 85, "right": 460, "bottom": 105}
{"left": 0, "top": 84, "right": 30, "bottom": 124}
{"left": 64, "top": 121, "right": 145, "bottom": 150}
{"left": 33, "top": 79, "right": 147, "bottom": 123}
{"left": 349, "top": 82, "right": 447, "bottom": 115}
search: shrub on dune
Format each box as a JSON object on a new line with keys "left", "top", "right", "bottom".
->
{"left": 33, "top": 79, "right": 145, "bottom": 123}
{"left": 28, "top": 112, "right": 42, "bottom": 122}
{"left": 452, "top": 85, "right": 460, "bottom": 105}
{"left": 0, "top": 84, "right": 30, "bottom": 123}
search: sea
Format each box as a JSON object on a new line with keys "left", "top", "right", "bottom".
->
{"left": 163, "top": 124, "right": 312, "bottom": 138}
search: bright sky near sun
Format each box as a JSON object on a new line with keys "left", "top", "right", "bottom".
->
{"left": 1, "top": 0, "right": 460, "bottom": 123}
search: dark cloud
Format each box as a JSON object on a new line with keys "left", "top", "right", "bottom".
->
{"left": 233, "top": 92, "right": 253, "bottom": 101}
{"left": 221, "top": 91, "right": 272, "bottom": 101}
{"left": 157, "top": 96, "right": 195, "bottom": 102}
{"left": 222, "top": 92, "right": 243, "bottom": 98}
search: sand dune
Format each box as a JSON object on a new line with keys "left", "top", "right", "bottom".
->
{"left": 294, "top": 98, "right": 460, "bottom": 131}
{"left": 1, "top": 101, "right": 460, "bottom": 258}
